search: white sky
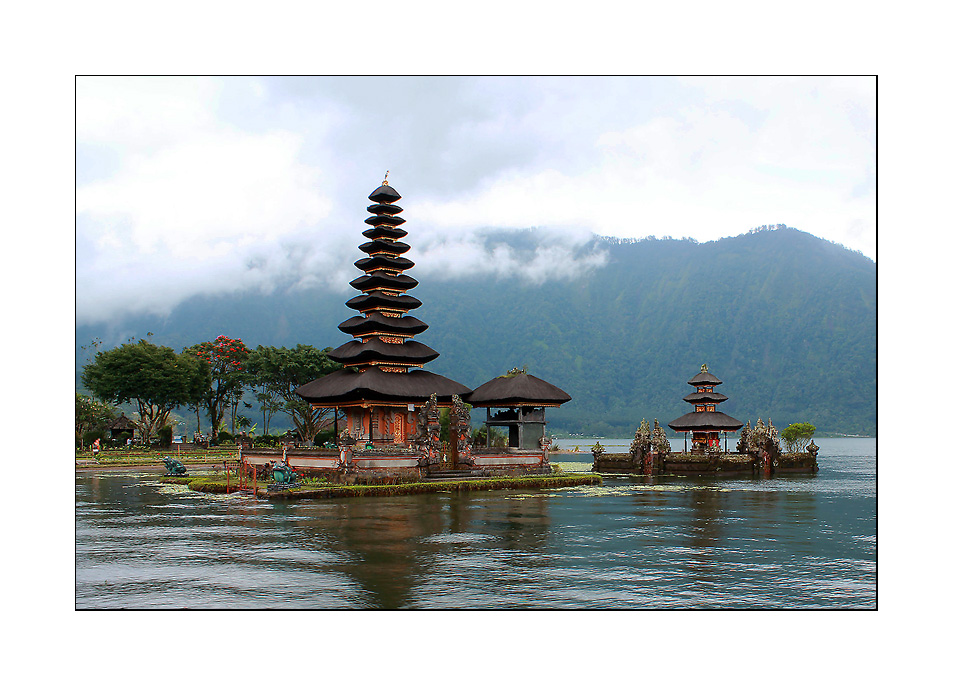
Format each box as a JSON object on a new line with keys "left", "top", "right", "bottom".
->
{"left": 75, "top": 75, "right": 875, "bottom": 325}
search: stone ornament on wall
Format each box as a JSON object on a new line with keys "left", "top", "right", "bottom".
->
{"left": 629, "top": 419, "right": 652, "bottom": 457}
{"left": 746, "top": 418, "right": 781, "bottom": 458}
{"left": 451, "top": 394, "right": 475, "bottom": 467}
{"left": 336, "top": 430, "right": 354, "bottom": 469}
{"left": 737, "top": 421, "right": 752, "bottom": 454}
{"left": 652, "top": 419, "right": 671, "bottom": 455}
{"left": 539, "top": 435, "right": 552, "bottom": 465}
{"left": 414, "top": 393, "right": 442, "bottom": 466}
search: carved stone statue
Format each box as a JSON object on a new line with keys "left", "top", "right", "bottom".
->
{"left": 767, "top": 419, "right": 780, "bottom": 451}
{"left": 652, "top": 419, "right": 671, "bottom": 455}
{"left": 270, "top": 459, "right": 298, "bottom": 485}
{"left": 737, "top": 421, "right": 752, "bottom": 454}
{"left": 451, "top": 394, "right": 475, "bottom": 467}
{"left": 748, "top": 417, "right": 781, "bottom": 460}
{"left": 163, "top": 456, "right": 187, "bottom": 476}
{"left": 629, "top": 419, "right": 651, "bottom": 457}
{"left": 414, "top": 393, "right": 442, "bottom": 466}
{"left": 806, "top": 440, "right": 819, "bottom": 458}
{"left": 538, "top": 435, "right": 552, "bottom": 466}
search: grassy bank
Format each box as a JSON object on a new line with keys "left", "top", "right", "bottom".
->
{"left": 161, "top": 473, "right": 601, "bottom": 499}
{"left": 76, "top": 447, "right": 238, "bottom": 467}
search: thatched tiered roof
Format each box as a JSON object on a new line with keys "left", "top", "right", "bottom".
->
{"left": 296, "top": 179, "right": 470, "bottom": 407}
{"left": 296, "top": 367, "right": 470, "bottom": 406}
{"left": 668, "top": 364, "right": 743, "bottom": 432}
{"left": 668, "top": 411, "right": 743, "bottom": 432}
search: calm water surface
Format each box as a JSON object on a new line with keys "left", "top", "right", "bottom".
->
{"left": 75, "top": 437, "right": 875, "bottom": 609}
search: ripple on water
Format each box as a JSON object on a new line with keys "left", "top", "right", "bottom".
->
{"left": 420, "top": 532, "right": 498, "bottom": 545}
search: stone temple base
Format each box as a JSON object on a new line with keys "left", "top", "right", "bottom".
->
{"left": 240, "top": 447, "right": 552, "bottom": 484}
{"left": 592, "top": 451, "right": 818, "bottom": 476}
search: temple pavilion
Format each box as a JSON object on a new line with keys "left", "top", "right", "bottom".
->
{"left": 285, "top": 178, "right": 569, "bottom": 479}
{"left": 668, "top": 364, "right": 743, "bottom": 451}
{"left": 465, "top": 368, "right": 571, "bottom": 450}
{"left": 295, "top": 179, "right": 471, "bottom": 448}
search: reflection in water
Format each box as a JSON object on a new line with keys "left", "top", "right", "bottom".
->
{"left": 685, "top": 487, "right": 725, "bottom": 587}
{"left": 306, "top": 498, "right": 439, "bottom": 610}
{"left": 76, "top": 446, "right": 875, "bottom": 609}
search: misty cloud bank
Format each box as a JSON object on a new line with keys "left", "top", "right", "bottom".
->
{"left": 76, "top": 76, "right": 875, "bottom": 326}
{"left": 75, "top": 220, "right": 609, "bottom": 325}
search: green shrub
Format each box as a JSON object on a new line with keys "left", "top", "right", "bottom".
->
{"left": 255, "top": 434, "right": 282, "bottom": 448}
{"left": 313, "top": 429, "right": 335, "bottom": 446}
{"left": 781, "top": 422, "right": 816, "bottom": 453}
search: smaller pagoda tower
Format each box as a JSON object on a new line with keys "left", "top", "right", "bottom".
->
{"left": 668, "top": 364, "right": 743, "bottom": 451}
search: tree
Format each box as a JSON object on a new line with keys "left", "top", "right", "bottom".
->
{"left": 81, "top": 339, "right": 208, "bottom": 444}
{"left": 780, "top": 422, "right": 816, "bottom": 453}
{"left": 439, "top": 407, "right": 451, "bottom": 444}
{"left": 75, "top": 392, "right": 116, "bottom": 449}
{"left": 184, "top": 335, "right": 251, "bottom": 441}
{"left": 254, "top": 388, "right": 284, "bottom": 435}
{"left": 246, "top": 344, "right": 341, "bottom": 445}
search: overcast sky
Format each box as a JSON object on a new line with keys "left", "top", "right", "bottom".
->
{"left": 76, "top": 76, "right": 875, "bottom": 325}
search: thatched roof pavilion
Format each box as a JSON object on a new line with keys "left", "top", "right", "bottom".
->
{"left": 106, "top": 413, "right": 137, "bottom": 439}
{"left": 464, "top": 369, "right": 570, "bottom": 450}
{"left": 465, "top": 370, "right": 571, "bottom": 408}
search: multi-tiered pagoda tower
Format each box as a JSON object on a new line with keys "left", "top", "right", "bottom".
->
{"left": 668, "top": 364, "right": 743, "bottom": 451}
{"left": 296, "top": 179, "right": 470, "bottom": 446}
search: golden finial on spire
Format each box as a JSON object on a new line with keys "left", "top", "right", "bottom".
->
{"left": 382, "top": 170, "right": 390, "bottom": 186}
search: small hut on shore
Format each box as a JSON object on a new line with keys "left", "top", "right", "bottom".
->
{"left": 107, "top": 414, "right": 137, "bottom": 441}
{"left": 668, "top": 364, "right": 743, "bottom": 452}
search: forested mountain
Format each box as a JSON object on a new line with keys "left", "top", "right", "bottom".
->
{"left": 76, "top": 227, "right": 876, "bottom": 436}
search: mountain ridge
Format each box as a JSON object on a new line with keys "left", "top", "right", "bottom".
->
{"left": 76, "top": 227, "right": 876, "bottom": 436}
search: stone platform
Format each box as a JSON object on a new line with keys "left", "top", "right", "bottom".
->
{"left": 592, "top": 451, "right": 818, "bottom": 477}
{"left": 239, "top": 445, "right": 553, "bottom": 485}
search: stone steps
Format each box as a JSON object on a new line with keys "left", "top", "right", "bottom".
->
{"left": 424, "top": 469, "right": 487, "bottom": 481}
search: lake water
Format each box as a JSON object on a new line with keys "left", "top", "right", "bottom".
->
{"left": 75, "top": 437, "right": 875, "bottom": 609}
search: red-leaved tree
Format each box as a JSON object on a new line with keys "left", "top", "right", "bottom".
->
{"left": 185, "top": 335, "right": 251, "bottom": 440}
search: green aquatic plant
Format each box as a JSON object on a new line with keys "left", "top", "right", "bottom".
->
{"left": 192, "top": 473, "right": 601, "bottom": 499}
